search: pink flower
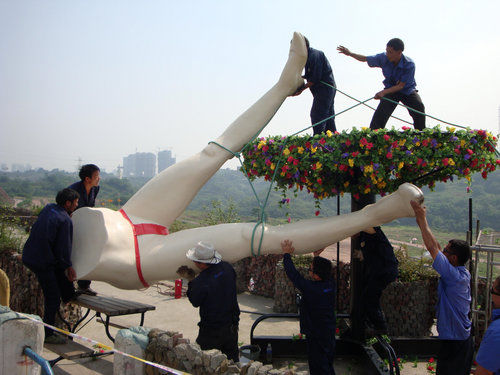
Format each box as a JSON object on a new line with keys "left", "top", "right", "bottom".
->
{"left": 287, "top": 217, "right": 291, "bottom": 223}
{"left": 383, "top": 134, "right": 390, "bottom": 141}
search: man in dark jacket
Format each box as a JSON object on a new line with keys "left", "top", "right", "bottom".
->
{"left": 292, "top": 37, "right": 336, "bottom": 135}
{"left": 282, "top": 240, "right": 336, "bottom": 375}
{"left": 359, "top": 226, "right": 398, "bottom": 335}
{"left": 177, "top": 242, "right": 240, "bottom": 362}
{"left": 68, "top": 163, "right": 100, "bottom": 295}
{"left": 22, "top": 188, "right": 79, "bottom": 344}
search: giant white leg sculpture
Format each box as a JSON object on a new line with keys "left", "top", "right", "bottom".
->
{"left": 71, "top": 33, "right": 424, "bottom": 290}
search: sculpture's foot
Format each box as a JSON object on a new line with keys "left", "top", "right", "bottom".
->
{"left": 396, "top": 183, "right": 424, "bottom": 216}
{"left": 277, "top": 31, "right": 307, "bottom": 96}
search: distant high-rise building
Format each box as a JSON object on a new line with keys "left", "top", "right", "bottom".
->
{"left": 158, "top": 150, "right": 176, "bottom": 173}
{"left": 123, "top": 152, "right": 156, "bottom": 178}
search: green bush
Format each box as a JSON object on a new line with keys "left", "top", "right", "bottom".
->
{"left": 395, "top": 245, "right": 437, "bottom": 282}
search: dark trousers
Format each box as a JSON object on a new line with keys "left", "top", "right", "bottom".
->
{"left": 370, "top": 91, "right": 425, "bottom": 130}
{"left": 437, "top": 335, "right": 473, "bottom": 375}
{"left": 77, "top": 279, "right": 91, "bottom": 289}
{"left": 30, "top": 267, "right": 75, "bottom": 337}
{"left": 311, "top": 87, "right": 336, "bottom": 135}
{"left": 196, "top": 324, "right": 239, "bottom": 362}
{"left": 362, "top": 271, "right": 397, "bottom": 329}
{"left": 307, "top": 335, "right": 336, "bottom": 375}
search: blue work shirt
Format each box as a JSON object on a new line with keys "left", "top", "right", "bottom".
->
{"left": 303, "top": 47, "right": 336, "bottom": 96}
{"left": 22, "top": 203, "right": 73, "bottom": 270}
{"left": 68, "top": 181, "right": 99, "bottom": 208}
{"left": 283, "top": 253, "right": 336, "bottom": 339}
{"left": 187, "top": 261, "right": 240, "bottom": 330}
{"left": 476, "top": 309, "right": 500, "bottom": 374}
{"left": 366, "top": 53, "right": 417, "bottom": 96}
{"left": 432, "top": 251, "right": 471, "bottom": 340}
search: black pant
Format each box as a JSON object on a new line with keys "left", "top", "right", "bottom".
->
{"left": 77, "top": 279, "right": 91, "bottom": 289}
{"left": 370, "top": 91, "right": 425, "bottom": 130}
{"left": 437, "top": 335, "right": 473, "bottom": 375}
{"left": 307, "top": 335, "right": 336, "bottom": 375}
{"left": 196, "top": 324, "right": 239, "bottom": 362}
{"left": 311, "top": 87, "right": 336, "bottom": 135}
{"left": 30, "top": 267, "right": 75, "bottom": 337}
{"left": 362, "top": 271, "right": 397, "bottom": 329}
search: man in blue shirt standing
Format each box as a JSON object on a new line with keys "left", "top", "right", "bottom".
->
{"left": 411, "top": 201, "right": 473, "bottom": 375}
{"left": 281, "top": 240, "right": 336, "bottom": 375}
{"left": 337, "top": 38, "right": 425, "bottom": 130}
{"left": 68, "top": 163, "right": 100, "bottom": 295}
{"left": 177, "top": 242, "right": 240, "bottom": 362}
{"left": 475, "top": 275, "right": 500, "bottom": 375}
{"left": 292, "top": 37, "right": 336, "bottom": 135}
{"left": 22, "top": 188, "right": 79, "bottom": 344}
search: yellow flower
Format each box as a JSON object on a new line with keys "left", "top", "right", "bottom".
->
{"left": 326, "top": 130, "right": 333, "bottom": 138}
{"left": 398, "top": 161, "right": 404, "bottom": 170}
{"left": 415, "top": 142, "right": 420, "bottom": 146}
{"left": 378, "top": 181, "right": 387, "bottom": 189}
{"left": 364, "top": 187, "right": 371, "bottom": 194}
{"left": 257, "top": 140, "right": 266, "bottom": 149}
{"left": 447, "top": 127, "right": 456, "bottom": 133}
{"left": 348, "top": 159, "right": 354, "bottom": 167}
{"left": 298, "top": 146, "right": 304, "bottom": 154}
{"left": 270, "top": 163, "right": 275, "bottom": 170}
{"left": 361, "top": 127, "right": 368, "bottom": 131}
{"left": 344, "top": 181, "right": 350, "bottom": 187}
{"left": 283, "top": 148, "right": 290, "bottom": 156}
{"left": 449, "top": 159, "right": 455, "bottom": 166}
{"left": 365, "top": 150, "right": 369, "bottom": 155}
{"left": 364, "top": 165, "right": 373, "bottom": 173}
{"left": 399, "top": 139, "right": 406, "bottom": 146}
{"left": 280, "top": 172, "right": 285, "bottom": 177}
{"left": 460, "top": 140, "right": 466, "bottom": 147}
{"left": 466, "top": 175, "right": 471, "bottom": 181}
{"left": 252, "top": 162, "right": 257, "bottom": 167}
{"left": 315, "top": 162, "right": 322, "bottom": 170}
{"left": 311, "top": 146, "right": 317, "bottom": 153}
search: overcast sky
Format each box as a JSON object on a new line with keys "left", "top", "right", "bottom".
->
{"left": 1, "top": 0, "right": 499, "bottom": 173}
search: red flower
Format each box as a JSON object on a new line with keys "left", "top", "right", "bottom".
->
{"left": 442, "top": 158, "right": 449, "bottom": 166}
{"left": 351, "top": 151, "right": 360, "bottom": 157}
{"left": 345, "top": 139, "right": 351, "bottom": 146}
{"left": 353, "top": 193, "right": 360, "bottom": 200}
{"left": 429, "top": 357, "right": 434, "bottom": 363}
{"left": 386, "top": 152, "right": 393, "bottom": 159}
{"left": 335, "top": 327, "right": 340, "bottom": 334}
{"left": 305, "top": 141, "right": 311, "bottom": 149}
{"left": 402, "top": 126, "right": 410, "bottom": 130}
{"left": 287, "top": 156, "right": 294, "bottom": 163}
{"left": 262, "top": 145, "right": 269, "bottom": 152}
{"left": 383, "top": 134, "right": 390, "bottom": 141}
{"left": 315, "top": 210, "right": 320, "bottom": 216}
{"left": 319, "top": 138, "right": 326, "bottom": 145}
{"left": 317, "top": 178, "right": 323, "bottom": 185}
{"left": 422, "top": 139, "right": 429, "bottom": 146}
{"left": 366, "top": 142, "right": 374, "bottom": 149}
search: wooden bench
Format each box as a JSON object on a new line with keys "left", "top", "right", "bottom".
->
{"left": 59, "top": 294, "right": 156, "bottom": 343}
{"left": 45, "top": 340, "right": 111, "bottom": 367}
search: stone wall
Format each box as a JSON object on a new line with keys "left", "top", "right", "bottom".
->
{"left": 129, "top": 327, "right": 304, "bottom": 375}
{"left": 0, "top": 249, "right": 80, "bottom": 329}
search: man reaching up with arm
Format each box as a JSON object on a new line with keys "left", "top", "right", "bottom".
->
{"left": 410, "top": 200, "right": 473, "bottom": 375}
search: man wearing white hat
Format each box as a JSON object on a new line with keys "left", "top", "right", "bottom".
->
{"left": 178, "top": 241, "right": 240, "bottom": 362}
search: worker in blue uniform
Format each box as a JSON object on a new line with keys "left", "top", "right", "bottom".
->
{"left": 178, "top": 242, "right": 240, "bottom": 362}
{"left": 292, "top": 37, "right": 336, "bottom": 135}
{"left": 337, "top": 38, "right": 425, "bottom": 130}
{"left": 22, "top": 188, "right": 80, "bottom": 344}
{"left": 68, "top": 163, "right": 100, "bottom": 295}
{"left": 475, "top": 275, "right": 500, "bottom": 375}
{"left": 359, "top": 226, "right": 398, "bottom": 335}
{"left": 281, "top": 240, "right": 336, "bottom": 375}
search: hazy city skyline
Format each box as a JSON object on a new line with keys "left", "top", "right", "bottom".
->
{"left": 1, "top": 1, "right": 499, "bottom": 172}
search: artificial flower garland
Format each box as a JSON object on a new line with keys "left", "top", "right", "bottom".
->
{"left": 241, "top": 126, "right": 498, "bottom": 208}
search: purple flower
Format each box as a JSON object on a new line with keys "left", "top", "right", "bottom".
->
{"left": 470, "top": 138, "right": 477, "bottom": 144}
{"left": 341, "top": 152, "right": 349, "bottom": 158}
{"left": 293, "top": 171, "right": 300, "bottom": 179}
{"left": 412, "top": 137, "right": 420, "bottom": 144}
{"left": 406, "top": 150, "right": 412, "bottom": 155}
{"left": 389, "top": 165, "right": 395, "bottom": 170}
{"left": 450, "top": 136, "right": 458, "bottom": 142}
{"left": 464, "top": 154, "right": 471, "bottom": 160}
{"left": 373, "top": 163, "right": 380, "bottom": 170}
{"left": 431, "top": 139, "right": 438, "bottom": 147}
